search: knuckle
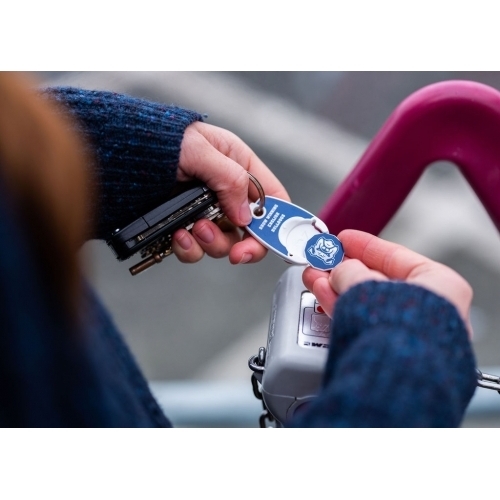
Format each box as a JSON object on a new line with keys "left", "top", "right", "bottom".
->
{"left": 211, "top": 248, "right": 229, "bottom": 259}
{"left": 180, "top": 251, "right": 204, "bottom": 263}
{"left": 228, "top": 165, "right": 249, "bottom": 193}
{"left": 172, "top": 243, "right": 204, "bottom": 263}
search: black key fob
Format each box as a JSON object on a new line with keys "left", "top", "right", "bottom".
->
{"left": 106, "top": 182, "right": 226, "bottom": 275}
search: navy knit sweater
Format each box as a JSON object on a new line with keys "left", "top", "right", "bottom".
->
{"left": 0, "top": 87, "right": 477, "bottom": 427}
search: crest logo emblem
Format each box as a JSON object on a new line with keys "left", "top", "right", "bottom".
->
{"left": 305, "top": 234, "right": 344, "bottom": 270}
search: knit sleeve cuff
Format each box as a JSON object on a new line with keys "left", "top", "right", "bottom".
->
{"left": 302, "top": 281, "right": 478, "bottom": 427}
{"left": 326, "top": 280, "right": 476, "bottom": 378}
{"left": 40, "top": 87, "right": 204, "bottom": 239}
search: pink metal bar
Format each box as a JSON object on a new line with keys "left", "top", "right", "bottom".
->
{"left": 318, "top": 80, "right": 500, "bottom": 236}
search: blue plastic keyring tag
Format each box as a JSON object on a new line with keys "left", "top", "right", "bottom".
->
{"left": 245, "top": 196, "right": 344, "bottom": 270}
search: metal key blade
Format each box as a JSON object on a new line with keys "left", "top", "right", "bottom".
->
{"left": 129, "top": 245, "right": 174, "bottom": 276}
{"left": 128, "top": 206, "right": 228, "bottom": 276}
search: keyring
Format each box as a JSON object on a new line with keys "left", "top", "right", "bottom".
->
{"left": 248, "top": 172, "right": 266, "bottom": 216}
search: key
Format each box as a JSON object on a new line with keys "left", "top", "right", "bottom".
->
{"left": 245, "top": 196, "right": 344, "bottom": 271}
{"left": 107, "top": 182, "right": 227, "bottom": 276}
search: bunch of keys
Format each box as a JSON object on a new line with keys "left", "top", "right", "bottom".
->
{"left": 107, "top": 182, "right": 227, "bottom": 275}
{"left": 107, "top": 173, "right": 344, "bottom": 275}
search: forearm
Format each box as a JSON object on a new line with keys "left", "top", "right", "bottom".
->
{"left": 41, "top": 87, "right": 203, "bottom": 239}
{"left": 289, "top": 281, "right": 477, "bottom": 427}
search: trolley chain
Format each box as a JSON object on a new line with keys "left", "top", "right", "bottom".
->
{"left": 249, "top": 347, "right": 276, "bottom": 428}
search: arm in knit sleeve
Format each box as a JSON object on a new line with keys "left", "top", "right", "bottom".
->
{"left": 40, "top": 87, "right": 203, "bottom": 240}
{"left": 288, "top": 281, "right": 478, "bottom": 427}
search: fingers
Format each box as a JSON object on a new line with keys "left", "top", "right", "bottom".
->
{"left": 171, "top": 220, "right": 242, "bottom": 263}
{"left": 302, "top": 266, "right": 328, "bottom": 292}
{"left": 172, "top": 220, "right": 269, "bottom": 265}
{"left": 191, "top": 122, "right": 290, "bottom": 202}
{"left": 311, "top": 278, "right": 338, "bottom": 319}
{"left": 228, "top": 232, "right": 268, "bottom": 264}
{"left": 179, "top": 122, "right": 290, "bottom": 229}
{"left": 302, "top": 267, "right": 338, "bottom": 318}
{"left": 179, "top": 126, "right": 251, "bottom": 226}
{"left": 171, "top": 229, "right": 204, "bottom": 263}
{"left": 338, "top": 230, "right": 473, "bottom": 336}
{"left": 328, "top": 258, "right": 388, "bottom": 295}
{"left": 178, "top": 122, "right": 290, "bottom": 265}
{"left": 338, "top": 229, "right": 430, "bottom": 280}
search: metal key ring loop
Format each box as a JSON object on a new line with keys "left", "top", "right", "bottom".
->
{"left": 248, "top": 172, "right": 266, "bottom": 216}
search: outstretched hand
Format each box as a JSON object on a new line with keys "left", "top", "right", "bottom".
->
{"left": 172, "top": 121, "right": 290, "bottom": 265}
{"left": 302, "top": 229, "right": 473, "bottom": 337}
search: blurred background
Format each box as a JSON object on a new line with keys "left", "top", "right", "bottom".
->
{"left": 35, "top": 71, "right": 500, "bottom": 427}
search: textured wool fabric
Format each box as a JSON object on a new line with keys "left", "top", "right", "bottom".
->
{"left": 40, "top": 87, "right": 203, "bottom": 239}
{"left": 288, "top": 281, "right": 477, "bottom": 427}
{"left": 0, "top": 87, "right": 478, "bottom": 427}
{"left": 0, "top": 176, "right": 171, "bottom": 426}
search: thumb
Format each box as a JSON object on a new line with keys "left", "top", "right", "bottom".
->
{"left": 179, "top": 128, "right": 252, "bottom": 227}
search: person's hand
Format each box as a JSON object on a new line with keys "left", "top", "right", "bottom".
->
{"left": 302, "top": 229, "right": 473, "bottom": 337}
{"left": 171, "top": 121, "right": 290, "bottom": 265}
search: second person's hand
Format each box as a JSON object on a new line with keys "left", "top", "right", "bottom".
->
{"left": 302, "top": 229, "right": 474, "bottom": 337}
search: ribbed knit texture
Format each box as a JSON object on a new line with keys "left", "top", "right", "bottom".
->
{"left": 40, "top": 87, "right": 203, "bottom": 239}
{"left": 288, "top": 281, "right": 477, "bottom": 427}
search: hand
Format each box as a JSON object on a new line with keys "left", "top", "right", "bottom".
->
{"left": 302, "top": 229, "right": 473, "bottom": 336}
{"left": 172, "top": 121, "right": 290, "bottom": 265}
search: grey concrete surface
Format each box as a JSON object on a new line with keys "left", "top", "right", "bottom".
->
{"left": 35, "top": 71, "right": 500, "bottom": 427}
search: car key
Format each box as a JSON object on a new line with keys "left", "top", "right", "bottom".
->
{"left": 245, "top": 196, "right": 344, "bottom": 271}
{"left": 107, "top": 182, "right": 227, "bottom": 276}
{"left": 107, "top": 172, "right": 263, "bottom": 276}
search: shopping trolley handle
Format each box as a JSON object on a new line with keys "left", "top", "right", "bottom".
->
{"left": 319, "top": 80, "right": 500, "bottom": 236}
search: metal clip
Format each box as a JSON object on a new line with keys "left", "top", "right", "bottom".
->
{"left": 248, "top": 347, "right": 266, "bottom": 374}
{"left": 476, "top": 369, "right": 500, "bottom": 393}
{"left": 248, "top": 172, "right": 266, "bottom": 217}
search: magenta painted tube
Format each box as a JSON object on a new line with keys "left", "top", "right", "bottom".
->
{"left": 318, "top": 80, "right": 500, "bottom": 236}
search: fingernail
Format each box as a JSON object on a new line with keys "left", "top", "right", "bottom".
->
{"left": 195, "top": 223, "right": 214, "bottom": 244}
{"left": 240, "top": 202, "right": 252, "bottom": 226}
{"left": 239, "top": 253, "right": 252, "bottom": 264}
{"left": 177, "top": 233, "right": 192, "bottom": 250}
